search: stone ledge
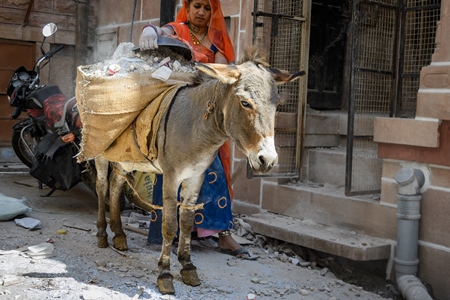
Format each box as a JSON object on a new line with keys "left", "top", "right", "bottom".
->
{"left": 304, "top": 134, "right": 340, "bottom": 147}
{"left": 373, "top": 117, "right": 440, "bottom": 147}
{"left": 305, "top": 112, "right": 340, "bottom": 135}
{"left": 378, "top": 121, "right": 450, "bottom": 167}
{"left": 244, "top": 212, "right": 392, "bottom": 261}
{"left": 305, "top": 111, "right": 375, "bottom": 136}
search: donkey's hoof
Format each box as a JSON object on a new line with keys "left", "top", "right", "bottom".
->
{"left": 157, "top": 272, "right": 175, "bottom": 295}
{"left": 97, "top": 236, "right": 108, "bottom": 248}
{"left": 180, "top": 264, "right": 201, "bottom": 286}
{"left": 113, "top": 236, "right": 128, "bottom": 251}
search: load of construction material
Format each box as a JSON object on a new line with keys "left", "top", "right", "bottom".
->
{"left": 76, "top": 42, "right": 196, "bottom": 162}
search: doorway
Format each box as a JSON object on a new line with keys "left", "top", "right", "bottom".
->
{"left": 0, "top": 39, "right": 35, "bottom": 146}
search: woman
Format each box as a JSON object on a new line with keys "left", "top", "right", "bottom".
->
{"left": 138, "top": 0, "right": 257, "bottom": 260}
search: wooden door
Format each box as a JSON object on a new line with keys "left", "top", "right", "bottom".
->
{"left": 0, "top": 39, "right": 35, "bottom": 146}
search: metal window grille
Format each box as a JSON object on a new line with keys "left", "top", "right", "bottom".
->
{"left": 346, "top": 0, "right": 398, "bottom": 196}
{"left": 251, "top": 0, "right": 308, "bottom": 178}
{"left": 397, "top": 0, "right": 441, "bottom": 117}
{"left": 346, "top": 0, "right": 440, "bottom": 195}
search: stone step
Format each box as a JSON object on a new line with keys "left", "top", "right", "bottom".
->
{"left": 0, "top": 147, "right": 29, "bottom": 173}
{"left": 244, "top": 212, "right": 392, "bottom": 262}
{"left": 305, "top": 111, "right": 376, "bottom": 137}
{"left": 0, "top": 147, "right": 22, "bottom": 164}
{"left": 0, "top": 162, "right": 29, "bottom": 173}
{"left": 306, "top": 147, "right": 381, "bottom": 189}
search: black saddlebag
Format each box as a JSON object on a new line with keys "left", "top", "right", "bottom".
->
{"left": 29, "top": 132, "right": 81, "bottom": 191}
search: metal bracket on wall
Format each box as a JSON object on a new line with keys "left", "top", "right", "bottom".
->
{"left": 252, "top": 10, "right": 305, "bottom": 37}
{"left": 23, "top": 0, "right": 35, "bottom": 26}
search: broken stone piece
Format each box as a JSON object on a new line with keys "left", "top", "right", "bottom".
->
{"left": 26, "top": 242, "right": 55, "bottom": 259}
{"left": 14, "top": 217, "right": 42, "bottom": 230}
{"left": 1, "top": 275, "right": 21, "bottom": 286}
{"left": 246, "top": 293, "right": 256, "bottom": 300}
{"left": 151, "top": 66, "right": 172, "bottom": 81}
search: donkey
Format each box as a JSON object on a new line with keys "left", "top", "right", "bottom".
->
{"left": 94, "top": 49, "right": 305, "bottom": 295}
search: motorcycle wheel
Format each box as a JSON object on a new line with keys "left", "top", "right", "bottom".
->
{"left": 11, "top": 129, "right": 43, "bottom": 168}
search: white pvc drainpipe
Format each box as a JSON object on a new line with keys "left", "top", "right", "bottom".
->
{"left": 394, "top": 168, "right": 432, "bottom": 300}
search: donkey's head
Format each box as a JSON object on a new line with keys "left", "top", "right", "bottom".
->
{"left": 196, "top": 48, "right": 305, "bottom": 173}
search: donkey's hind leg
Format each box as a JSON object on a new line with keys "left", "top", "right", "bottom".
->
{"left": 177, "top": 176, "right": 203, "bottom": 287}
{"left": 95, "top": 156, "right": 109, "bottom": 248}
{"left": 109, "top": 164, "right": 128, "bottom": 251}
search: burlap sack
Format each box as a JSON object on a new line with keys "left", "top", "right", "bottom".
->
{"left": 76, "top": 65, "right": 194, "bottom": 162}
{"left": 101, "top": 84, "right": 182, "bottom": 162}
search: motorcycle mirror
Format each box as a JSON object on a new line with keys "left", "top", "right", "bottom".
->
{"left": 40, "top": 23, "right": 57, "bottom": 56}
{"left": 42, "top": 23, "right": 58, "bottom": 37}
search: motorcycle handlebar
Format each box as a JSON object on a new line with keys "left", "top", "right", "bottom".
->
{"left": 11, "top": 107, "right": 21, "bottom": 119}
{"left": 30, "top": 45, "right": 64, "bottom": 87}
{"left": 46, "top": 45, "right": 64, "bottom": 59}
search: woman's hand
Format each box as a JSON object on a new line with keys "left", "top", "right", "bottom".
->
{"left": 139, "top": 25, "right": 161, "bottom": 50}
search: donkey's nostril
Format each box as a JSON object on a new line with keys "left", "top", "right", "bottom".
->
{"left": 259, "top": 156, "right": 265, "bottom": 166}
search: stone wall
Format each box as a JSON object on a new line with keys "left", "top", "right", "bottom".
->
{"left": 0, "top": 0, "right": 96, "bottom": 97}
{"left": 374, "top": 2, "right": 450, "bottom": 299}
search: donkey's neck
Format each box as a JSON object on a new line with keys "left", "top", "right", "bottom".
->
{"left": 162, "top": 79, "right": 229, "bottom": 158}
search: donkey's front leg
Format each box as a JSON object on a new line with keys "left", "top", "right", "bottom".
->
{"left": 178, "top": 175, "right": 204, "bottom": 287}
{"left": 108, "top": 164, "right": 128, "bottom": 251}
{"left": 157, "top": 180, "right": 179, "bottom": 295}
{"left": 95, "top": 156, "right": 109, "bottom": 248}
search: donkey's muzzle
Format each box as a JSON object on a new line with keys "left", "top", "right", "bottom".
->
{"left": 248, "top": 137, "right": 278, "bottom": 173}
{"left": 257, "top": 154, "right": 278, "bottom": 173}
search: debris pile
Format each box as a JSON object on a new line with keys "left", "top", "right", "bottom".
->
{"left": 80, "top": 42, "right": 196, "bottom": 79}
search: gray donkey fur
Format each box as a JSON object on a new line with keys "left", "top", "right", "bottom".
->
{"left": 94, "top": 48, "right": 305, "bottom": 295}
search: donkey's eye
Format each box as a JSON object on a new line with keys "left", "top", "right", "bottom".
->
{"left": 241, "top": 100, "right": 253, "bottom": 109}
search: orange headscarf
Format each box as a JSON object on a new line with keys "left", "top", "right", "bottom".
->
{"left": 171, "top": 0, "right": 235, "bottom": 63}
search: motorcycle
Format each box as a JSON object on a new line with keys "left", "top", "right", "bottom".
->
{"left": 4, "top": 23, "right": 179, "bottom": 212}
{"left": 5, "top": 23, "right": 96, "bottom": 197}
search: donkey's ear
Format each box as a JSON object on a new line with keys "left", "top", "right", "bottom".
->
{"left": 196, "top": 63, "right": 241, "bottom": 84}
{"left": 268, "top": 68, "right": 306, "bottom": 85}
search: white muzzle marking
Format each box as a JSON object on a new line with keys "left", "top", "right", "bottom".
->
{"left": 248, "top": 137, "right": 278, "bottom": 172}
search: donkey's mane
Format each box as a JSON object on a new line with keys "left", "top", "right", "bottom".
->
{"left": 192, "top": 71, "right": 209, "bottom": 86}
{"left": 238, "top": 47, "right": 270, "bottom": 67}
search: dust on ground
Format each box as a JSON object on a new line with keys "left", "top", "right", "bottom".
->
{"left": 0, "top": 172, "right": 397, "bottom": 300}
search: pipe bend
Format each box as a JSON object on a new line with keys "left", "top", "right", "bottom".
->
{"left": 395, "top": 168, "right": 425, "bottom": 196}
{"left": 397, "top": 275, "right": 433, "bottom": 300}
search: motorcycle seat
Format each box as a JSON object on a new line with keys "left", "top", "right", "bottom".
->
{"left": 27, "top": 85, "right": 63, "bottom": 109}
